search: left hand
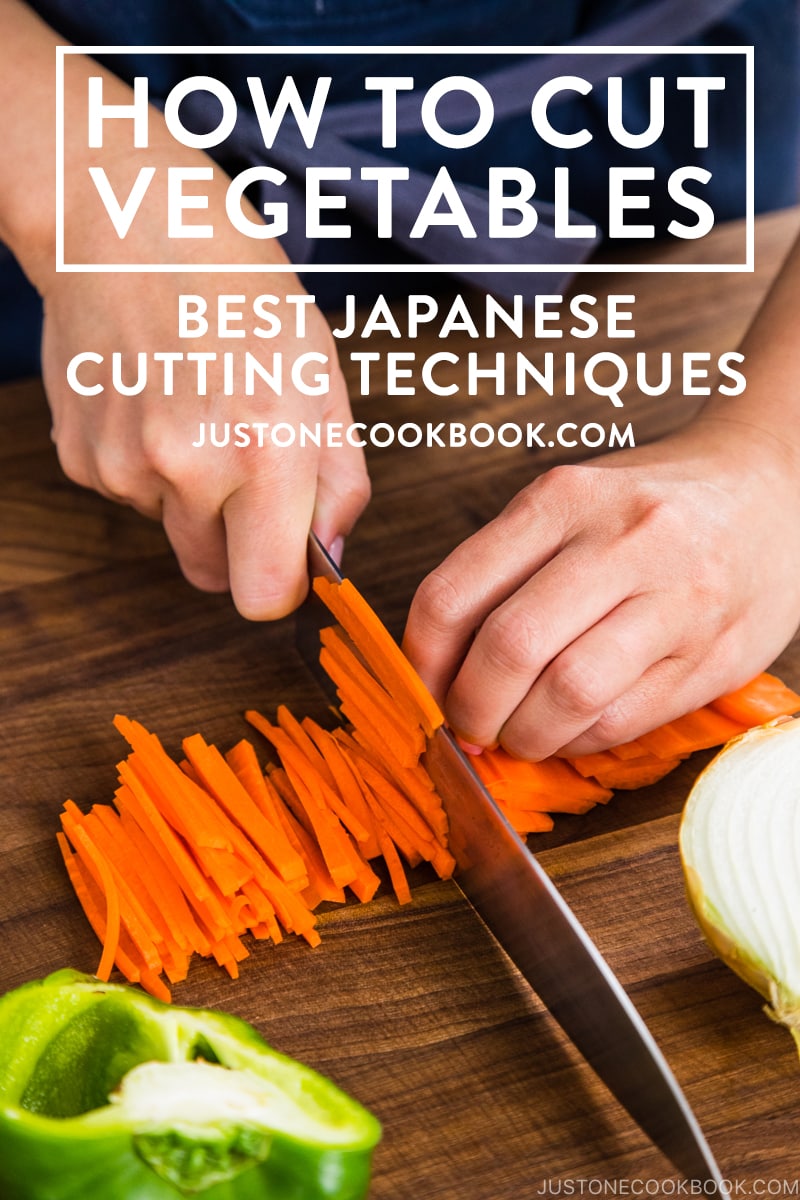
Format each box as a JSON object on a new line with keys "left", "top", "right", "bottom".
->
{"left": 402, "top": 417, "right": 800, "bottom": 760}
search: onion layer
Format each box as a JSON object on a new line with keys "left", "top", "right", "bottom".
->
{"left": 679, "top": 718, "right": 800, "bottom": 1050}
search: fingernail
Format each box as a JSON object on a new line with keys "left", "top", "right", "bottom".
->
{"left": 455, "top": 736, "right": 484, "bottom": 756}
{"left": 328, "top": 535, "right": 345, "bottom": 566}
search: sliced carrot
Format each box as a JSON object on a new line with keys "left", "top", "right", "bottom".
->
{"left": 583, "top": 756, "right": 684, "bottom": 790}
{"left": 303, "top": 720, "right": 382, "bottom": 860}
{"left": 313, "top": 577, "right": 444, "bottom": 735}
{"left": 224, "top": 740, "right": 308, "bottom": 887}
{"left": 711, "top": 672, "right": 800, "bottom": 725}
{"left": 665, "top": 706, "right": 748, "bottom": 753}
{"left": 495, "top": 805, "right": 555, "bottom": 836}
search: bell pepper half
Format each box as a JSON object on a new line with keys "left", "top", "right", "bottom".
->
{"left": 0, "top": 969, "right": 381, "bottom": 1199}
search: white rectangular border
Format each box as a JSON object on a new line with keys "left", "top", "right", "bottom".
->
{"left": 55, "top": 45, "right": 754, "bottom": 273}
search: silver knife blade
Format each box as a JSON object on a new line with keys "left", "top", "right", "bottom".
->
{"left": 305, "top": 534, "right": 723, "bottom": 1184}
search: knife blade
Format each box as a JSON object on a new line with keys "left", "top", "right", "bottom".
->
{"left": 304, "top": 534, "right": 724, "bottom": 1185}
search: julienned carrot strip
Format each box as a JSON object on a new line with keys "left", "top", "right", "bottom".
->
{"left": 92, "top": 805, "right": 179, "bottom": 951}
{"left": 224, "top": 740, "right": 307, "bottom": 887}
{"left": 79, "top": 808, "right": 167, "bottom": 965}
{"left": 496, "top": 805, "right": 555, "bottom": 836}
{"left": 183, "top": 733, "right": 304, "bottom": 882}
{"left": 57, "top": 830, "right": 125, "bottom": 979}
{"left": 114, "top": 716, "right": 234, "bottom": 851}
{"left": 275, "top": 705, "right": 337, "bottom": 789}
{"left": 319, "top": 627, "right": 426, "bottom": 755}
{"left": 343, "top": 730, "right": 450, "bottom": 845}
{"left": 303, "top": 720, "right": 382, "bottom": 860}
{"left": 268, "top": 769, "right": 347, "bottom": 905}
{"left": 313, "top": 577, "right": 444, "bottom": 735}
{"left": 711, "top": 672, "right": 800, "bottom": 725}
{"left": 117, "top": 807, "right": 211, "bottom": 957}
{"left": 338, "top": 690, "right": 421, "bottom": 771}
{"left": 319, "top": 631, "right": 424, "bottom": 765}
{"left": 113, "top": 766, "right": 222, "bottom": 922}
{"left": 61, "top": 805, "right": 161, "bottom": 974}
{"left": 250, "top": 718, "right": 366, "bottom": 888}
{"left": 63, "top": 821, "right": 122, "bottom": 982}
{"left": 248, "top": 709, "right": 369, "bottom": 844}
{"left": 358, "top": 796, "right": 412, "bottom": 906}
{"left": 138, "top": 969, "right": 172, "bottom": 1004}
{"left": 58, "top": 832, "right": 143, "bottom": 984}
{"left": 347, "top": 750, "right": 439, "bottom": 853}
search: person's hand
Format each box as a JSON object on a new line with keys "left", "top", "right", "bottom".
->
{"left": 403, "top": 417, "right": 800, "bottom": 759}
{"left": 24, "top": 67, "right": 369, "bottom": 619}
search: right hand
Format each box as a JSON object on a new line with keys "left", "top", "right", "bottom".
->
{"left": 26, "top": 63, "right": 370, "bottom": 619}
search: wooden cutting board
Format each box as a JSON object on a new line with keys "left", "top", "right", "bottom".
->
{"left": 2, "top": 210, "right": 800, "bottom": 1195}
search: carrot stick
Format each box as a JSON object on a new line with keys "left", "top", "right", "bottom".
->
{"left": 496, "top": 805, "right": 555, "bottom": 836}
{"left": 61, "top": 819, "right": 122, "bottom": 982}
{"left": 303, "top": 720, "right": 382, "bottom": 859}
{"left": 224, "top": 740, "right": 307, "bottom": 886}
{"left": 356, "top": 794, "right": 413, "bottom": 907}
{"left": 313, "top": 577, "right": 444, "bottom": 734}
{"left": 117, "top": 807, "right": 211, "bottom": 956}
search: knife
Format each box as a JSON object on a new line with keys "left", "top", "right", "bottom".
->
{"left": 304, "top": 534, "right": 724, "bottom": 1186}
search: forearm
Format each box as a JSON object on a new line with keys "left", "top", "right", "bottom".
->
{"left": 697, "top": 228, "right": 800, "bottom": 463}
{"left": 0, "top": 0, "right": 62, "bottom": 276}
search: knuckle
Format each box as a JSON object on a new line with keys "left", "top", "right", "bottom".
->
{"left": 506, "top": 463, "right": 596, "bottom": 528}
{"left": 480, "top": 606, "right": 541, "bottom": 674}
{"left": 546, "top": 653, "right": 608, "bottom": 720}
{"left": 412, "top": 569, "right": 472, "bottom": 632}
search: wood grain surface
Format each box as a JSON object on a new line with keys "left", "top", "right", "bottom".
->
{"left": 2, "top": 209, "right": 800, "bottom": 1196}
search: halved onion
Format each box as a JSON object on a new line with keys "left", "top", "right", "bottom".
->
{"left": 679, "top": 718, "right": 800, "bottom": 1050}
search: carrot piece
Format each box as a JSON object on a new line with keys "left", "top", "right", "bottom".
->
{"left": 248, "top": 717, "right": 365, "bottom": 888}
{"left": 117, "top": 807, "right": 211, "bottom": 956}
{"left": 182, "top": 732, "right": 304, "bottom": 880}
{"left": 356, "top": 793, "right": 412, "bottom": 907}
{"left": 488, "top": 783, "right": 600, "bottom": 815}
{"left": 59, "top": 817, "right": 122, "bottom": 982}
{"left": 59, "top": 831, "right": 144, "bottom": 984}
{"left": 138, "top": 969, "right": 172, "bottom": 1004}
{"left": 665, "top": 706, "right": 748, "bottom": 753}
{"left": 114, "top": 716, "right": 234, "bottom": 851}
{"left": 224, "top": 740, "right": 307, "bottom": 887}
{"left": 634, "top": 723, "right": 699, "bottom": 760}
{"left": 607, "top": 738, "right": 649, "bottom": 761}
{"left": 711, "top": 672, "right": 800, "bottom": 725}
{"left": 303, "top": 720, "right": 382, "bottom": 859}
{"left": 313, "top": 577, "right": 444, "bottom": 735}
{"left": 495, "top": 805, "right": 555, "bottom": 836}
{"left": 319, "top": 630, "right": 425, "bottom": 766}
{"left": 275, "top": 705, "right": 337, "bottom": 788}
{"left": 584, "top": 756, "right": 684, "bottom": 790}
{"left": 268, "top": 769, "right": 346, "bottom": 905}
{"left": 473, "top": 748, "right": 612, "bottom": 807}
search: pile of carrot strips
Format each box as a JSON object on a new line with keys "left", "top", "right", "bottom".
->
{"left": 57, "top": 574, "right": 800, "bottom": 999}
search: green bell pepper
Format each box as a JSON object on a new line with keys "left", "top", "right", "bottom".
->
{"left": 0, "top": 970, "right": 381, "bottom": 1200}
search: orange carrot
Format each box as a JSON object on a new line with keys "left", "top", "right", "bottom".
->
{"left": 711, "top": 672, "right": 800, "bottom": 725}
{"left": 313, "top": 577, "right": 444, "bottom": 735}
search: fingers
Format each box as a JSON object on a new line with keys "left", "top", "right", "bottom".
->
{"left": 403, "top": 468, "right": 580, "bottom": 700}
{"left": 496, "top": 593, "right": 681, "bottom": 759}
{"left": 161, "top": 489, "right": 230, "bottom": 594}
{"left": 311, "top": 371, "right": 371, "bottom": 555}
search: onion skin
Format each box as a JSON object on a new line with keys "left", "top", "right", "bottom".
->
{"left": 679, "top": 720, "right": 800, "bottom": 1054}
